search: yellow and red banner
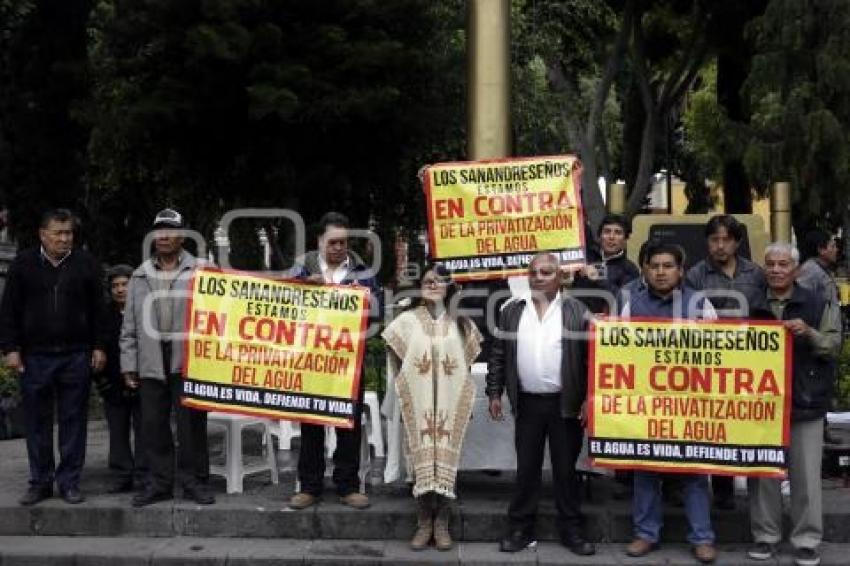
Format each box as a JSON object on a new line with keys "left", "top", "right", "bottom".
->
{"left": 588, "top": 318, "right": 791, "bottom": 477}
{"left": 422, "top": 155, "right": 586, "bottom": 280}
{"left": 182, "top": 267, "right": 370, "bottom": 428}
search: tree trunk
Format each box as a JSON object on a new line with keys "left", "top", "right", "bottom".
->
{"left": 721, "top": 160, "right": 752, "bottom": 213}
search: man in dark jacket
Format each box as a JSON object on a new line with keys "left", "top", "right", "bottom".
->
{"left": 797, "top": 229, "right": 842, "bottom": 446}
{"left": 287, "top": 211, "right": 381, "bottom": 511}
{"left": 96, "top": 264, "right": 145, "bottom": 493}
{"left": 487, "top": 252, "right": 595, "bottom": 556}
{"left": 591, "top": 213, "right": 640, "bottom": 289}
{"left": 0, "top": 208, "right": 108, "bottom": 505}
{"left": 747, "top": 243, "right": 840, "bottom": 566}
{"left": 573, "top": 214, "right": 640, "bottom": 314}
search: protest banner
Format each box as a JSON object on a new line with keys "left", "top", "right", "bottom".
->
{"left": 587, "top": 317, "right": 791, "bottom": 477}
{"left": 422, "top": 155, "right": 586, "bottom": 280}
{"left": 182, "top": 267, "right": 370, "bottom": 428}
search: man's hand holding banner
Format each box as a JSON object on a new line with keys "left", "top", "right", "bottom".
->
{"left": 588, "top": 318, "right": 791, "bottom": 478}
{"left": 182, "top": 268, "right": 370, "bottom": 428}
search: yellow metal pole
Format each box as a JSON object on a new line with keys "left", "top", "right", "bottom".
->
{"left": 468, "top": 0, "right": 511, "bottom": 159}
{"left": 607, "top": 181, "right": 626, "bottom": 215}
{"left": 770, "top": 182, "right": 792, "bottom": 243}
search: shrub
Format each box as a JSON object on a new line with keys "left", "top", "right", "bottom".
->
{"left": 835, "top": 340, "right": 850, "bottom": 411}
{"left": 362, "top": 333, "right": 386, "bottom": 398}
{"left": 0, "top": 364, "right": 20, "bottom": 406}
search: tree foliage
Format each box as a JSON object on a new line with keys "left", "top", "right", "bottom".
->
{"left": 742, "top": 0, "right": 850, "bottom": 234}
{"left": 83, "top": 0, "right": 467, "bottom": 268}
{"left": 0, "top": 0, "right": 469, "bottom": 269}
{"left": 0, "top": 0, "right": 92, "bottom": 247}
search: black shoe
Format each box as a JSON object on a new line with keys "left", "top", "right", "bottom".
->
{"left": 132, "top": 487, "right": 173, "bottom": 507}
{"left": 747, "top": 542, "right": 777, "bottom": 561}
{"left": 499, "top": 530, "right": 537, "bottom": 553}
{"left": 60, "top": 487, "right": 85, "bottom": 504}
{"left": 19, "top": 485, "right": 52, "bottom": 506}
{"left": 183, "top": 483, "right": 215, "bottom": 505}
{"left": 107, "top": 479, "right": 134, "bottom": 494}
{"left": 560, "top": 533, "right": 596, "bottom": 556}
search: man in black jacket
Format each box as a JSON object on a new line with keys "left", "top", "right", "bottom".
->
{"left": 747, "top": 243, "right": 841, "bottom": 566}
{"left": 287, "top": 212, "right": 381, "bottom": 511}
{"left": 487, "top": 252, "right": 594, "bottom": 556}
{"left": 572, "top": 214, "right": 640, "bottom": 315}
{"left": 0, "top": 209, "right": 107, "bottom": 505}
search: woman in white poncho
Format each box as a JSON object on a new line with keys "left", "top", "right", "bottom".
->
{"left": 381, "top": 263, "right": 482, "bottom": 551}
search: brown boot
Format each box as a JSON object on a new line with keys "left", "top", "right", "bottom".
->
{"left": 433, "top": 496, "right": 453, "bottom": 551}
{"left": 410, "top": 495, "right": 433, "bottom": 551}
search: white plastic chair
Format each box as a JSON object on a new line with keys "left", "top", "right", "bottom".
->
{"left": 207, "top": 412, "right": 279, "bottom": 494}
{"left": 270, "top": 419, "right": 300, "bottom": 450}
{"left": 362, "top": 390, "right": 385, "bottom": 458}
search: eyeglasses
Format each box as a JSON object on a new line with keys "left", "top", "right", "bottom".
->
{"left": 422, "top": 278, "right": 450, "bottom": 288}
{"left": 528, "top": 268, "right": 557, "bottom": 277}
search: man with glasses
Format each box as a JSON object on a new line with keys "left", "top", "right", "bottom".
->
{"left": 0, "top": 208, "right": 108, "bottom": 505}
{"left": 487, "top": 252, "right": 595, "bottom": 556}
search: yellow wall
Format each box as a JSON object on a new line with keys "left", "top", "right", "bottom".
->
{"left": 670, "top": 181, "right": 772, "bottom": 235}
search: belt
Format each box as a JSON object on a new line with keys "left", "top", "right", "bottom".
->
{"left": 518, "top": 391, "right": 561, "bottom": 398}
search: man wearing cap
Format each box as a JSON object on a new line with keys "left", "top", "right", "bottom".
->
{"left": 0, "top": 208, "right": 108, "bottom": 506}
{"left": 121, "top": 208, "right": 214, "bottom": 506}
{"left": 95, "top": 264, "right": 146, "bottom": 493}
{"left": 287, "top": 211, "right": 381, "bottom": 510}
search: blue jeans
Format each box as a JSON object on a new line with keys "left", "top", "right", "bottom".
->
{"left": 633, "top": 471, "right": 715, "bottom": 545}
{"left": 21, "top": 351, "right": 91, "bottom": 491}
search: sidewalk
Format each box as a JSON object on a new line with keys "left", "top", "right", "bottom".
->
{"left": 1, "top": 419, "right": 850, "bottom": 564}
{"left": 2, "top": 536, "right": 850, "bottom": 565}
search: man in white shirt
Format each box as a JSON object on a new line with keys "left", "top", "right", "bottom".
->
{"left": 486, "top": 252, "right": 594, "bottom": 556}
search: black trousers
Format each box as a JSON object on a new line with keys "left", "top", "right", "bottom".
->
{"left": 508, "top": 392, "right": 584, "bottom": 537}
{"left": 21, "top": 351, "right": 91, "bottom": 491}
{"left": 104, "top": 393, "right": 146, "bottom": 483}
{"left": 297, "top": 391, "right": 364, "bottom": 497}
{"left": 139, "top": 373, "right": 209, "bottom": 492}
{"left": 711, "top": 474, "right": 734, "bottom": 500}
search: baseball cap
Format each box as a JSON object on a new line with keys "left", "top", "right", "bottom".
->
{"left": 152, "top": 208, "right": 184, "bottom": 229}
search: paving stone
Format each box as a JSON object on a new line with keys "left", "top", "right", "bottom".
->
{"left": 306, "top": 539, "right": 387, "bottom": 565}
{"left": 537, "top": 541, "right": 620, "bottom": 566}
{"left": 223, "top": 538, "right": 309, "bottom": 565}
{"left": 150, "top": 537, "right": 234, "bottom": 565}
{"left": 382, "top": 539, "right": 461, "bottom": 565}
{"left": 175, "top": 500, "right": 315, "bottom": 538}
{"left": 458, "top": 541, "right": 538, "bottom": 566}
